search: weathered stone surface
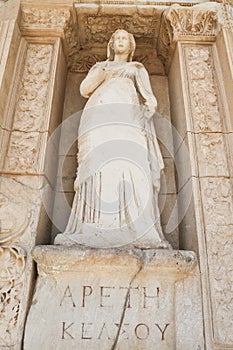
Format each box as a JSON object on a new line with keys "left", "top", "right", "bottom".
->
{"left": 0, "top": 245, "right": 27, "bottom": 347}
{"left": 0, "top": 1, "right": 232, "bottom": 349}
{"left": 24, "top": 246, "right": 203, "bottom": 350}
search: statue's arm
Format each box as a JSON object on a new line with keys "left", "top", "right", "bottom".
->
{"left": 80, "top": 62, "right": 107, "bottom": 98}
{"left": 135, "top": 64, "right": 158, "bottom": 117}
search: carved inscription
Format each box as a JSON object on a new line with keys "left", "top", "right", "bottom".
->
{"left": 60, "top": 285, "right": 161, "bottom": 310}
{"left": 61, "top": 321, "right": 170, "bottom": 342}
{"left": 59, "top": 284, "right": 170, "bottom": 343}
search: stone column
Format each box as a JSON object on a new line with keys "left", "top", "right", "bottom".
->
{"left": 0, "top": 2, "right": 73, "bottom": 348}
{"left": 158, "top": 3, "right": 233, "bottom": 349}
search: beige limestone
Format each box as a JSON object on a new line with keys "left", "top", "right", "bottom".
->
{"left": 24, "top": 246, "right": 203, "bottom": 350}
{"left": 0, "top": 2, "right": 69, "bottom": 348}
{"left": 167, "top": 8, "right": 233, "bottom": 347}
{"left": 0, "top": 0, "right": 232, "bottom": 349}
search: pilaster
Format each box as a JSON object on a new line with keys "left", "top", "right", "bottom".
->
{"left": 0, "top": 2, "right": 70, "bottom": 348}
{"left": 157, "top": 3, "right": 233, "bottom": 348}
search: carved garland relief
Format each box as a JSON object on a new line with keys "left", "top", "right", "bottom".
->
{"left": 184, "top": 44, "right": 233, "bottom": 345}
{"left": 202, "top": 178, "right": 233, "bottom": 344}
{"left": 81, "top": 14, "right": 160, "bottom": 45}
{"left": 0, "top": 246, "right": 27, "bottom": 347}
{"left": 21, "top": 8, "right": 70, "bottom": 30}
{"left": 4, "top": 44, "right": 53, "bottom": 173}
{"left": 185, "top": 46, "right": 222, "bottom": 132}
{"left": 221, "top": 0, "right": 233, "bottom": 29}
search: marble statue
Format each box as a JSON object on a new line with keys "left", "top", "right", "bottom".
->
{"left": 55, "top": 29, "right": 171, "bottom": 249}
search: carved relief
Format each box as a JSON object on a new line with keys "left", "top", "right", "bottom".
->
{"left": 5, "top": 131, "right": 43, "bottom": 172}
{"left": 70, "top": 53, "right": 106, "bottom": 73}
{"left": 20, "top": 7, "right": 164, "bottom": 74}
{"left": 196, "top": 133, "right": 229, "bottom": 176}
{"left": 20, "top": 7, "right": 80, "bottom": 74}
{"left": 221, "top": 0, "right": 233, "bottom": 29}
{"left": 205, "top": 225, "right": 233, "bottom": 343}
{"left": 0, "top": 246, "right": 26, "bottom": 347}
{"left": 4, "top": 44, "right": 53, "bottom": 173}
{"left": 12, "top": 44, "right": 53, "bottom": 132}
{"left": 183, "top": 40, "right": 233, "bottom": 345}
{"left": 21, "top": 8, "right": 70, "bottom": 30}
{"left": 201, "top": 178, "right": 233, "bottom": 344}
{"left": 70, "top": 50, "right": 165, "bottom": 75}
{"left": 157, "top": 4, "right": 218, "bottom": 65}
{"left": 184, "top": 46, "right": 222, "bottom": 132}
{"left": 81, "top": 14, "right": 160, "bottom": 46}
{"left": 0, "top": 176, "right": 36, "bottom": 244}
{"left": 166, "top": 5, "right": 218, "bottom": 38}
{"left": 201, "top": 178, "right": 233, "bottom": 226}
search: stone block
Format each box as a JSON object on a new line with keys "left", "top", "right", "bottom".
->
{"left": 195, "top": 132, "right": 229, "bottom": 177}
{"left": 24, "top": 246, "right": 203, "bottom": 350}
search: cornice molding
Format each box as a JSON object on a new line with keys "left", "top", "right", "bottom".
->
{"left": 17, "top": 2, "right": 222, "bottom": 74}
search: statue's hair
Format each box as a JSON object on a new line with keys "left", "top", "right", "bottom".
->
{"left": 107, "top": 29, "right": 136, "bottom": 62}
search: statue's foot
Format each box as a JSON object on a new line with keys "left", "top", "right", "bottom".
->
{"left": 158, "top": 239, "right": 173, "bottom": 250}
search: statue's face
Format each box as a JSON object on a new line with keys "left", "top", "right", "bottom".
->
{"left": 113, "top": 30, "right": 131, "bottom": 55}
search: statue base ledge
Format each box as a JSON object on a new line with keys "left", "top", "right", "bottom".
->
{"left": 25, "top": 245, "right": 204, "bottom": 350}
{"left": 33, "top": 245, "right": 197, "bottom": 279}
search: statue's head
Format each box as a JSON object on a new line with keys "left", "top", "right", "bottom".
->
{"left": 107, "top": 29, "right": 136, "bottom": 62}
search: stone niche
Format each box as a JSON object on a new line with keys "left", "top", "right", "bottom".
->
{"left": 51, "top": 4, "right": 179, "bottom": 250}
{"left": 2, "top": 0, "right": 232, "bottom": 349}
{"left": 23, "top": 4, "right": 201, "bottom": 349}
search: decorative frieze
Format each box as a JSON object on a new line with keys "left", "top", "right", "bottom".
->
{"left": 20, "top": 8, "right": 70, "bottom": 30}
{"left": 0, "top": 246, "right": 27, "bottom": 347}
{"left": 20, "top": 7, "right": 79, "bottom": 71}
{"left": 201, "top": 178, "right": 233, "bottom": 344}
{"left": 201, "top": 178, "right": 233, "bottom": 227}
{"left": 70, "top": 52, "right": 105, "bottom": 73}
{"left": 12, "top": 44, "right": 53, "bottom": 132}
{"left": 184, "top": 45, "right": 222, "bottom": 132}
{"left": 69, "top": 50, "right": 164, "bottom": 74}
{"left": 181, "top": 42, "right": 233, "bottom": 346}
{"left": 4, "top": 131, "right": 43, "bottom": 173}
{"left": 195, "top": 133, "right": 229, "bottom": 177}
{"left": 4, "top": 43, "right": 54, "bottom": 173}
{"left": 205, "top": 224, "right": 233, "bottom": 344}
{"left": 221, "top": 0, "right": 233, "bottom": 29}
{"left": 81, "top": 13, "right": 160, "bottom": 46}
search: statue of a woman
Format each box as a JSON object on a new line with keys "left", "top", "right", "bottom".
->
{"left": 55, "top": 29, "right": 171, "bottom": 249}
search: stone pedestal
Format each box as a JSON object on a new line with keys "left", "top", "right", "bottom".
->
{"left": 24, "top": 246, "right": 203, "bottom": 349}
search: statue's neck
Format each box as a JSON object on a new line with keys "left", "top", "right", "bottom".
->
{"left": 114, "top": 54, "right": 128, "bottom": 62}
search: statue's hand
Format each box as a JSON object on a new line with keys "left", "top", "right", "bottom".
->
{"left": 144, "top": 104, "right": 156, "bottom": 120}
{"left": 74, "top": 177, "right": 79, "bottom": 192}
{"left": 103, "top": 64, "right": 119, "bottom": 81}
